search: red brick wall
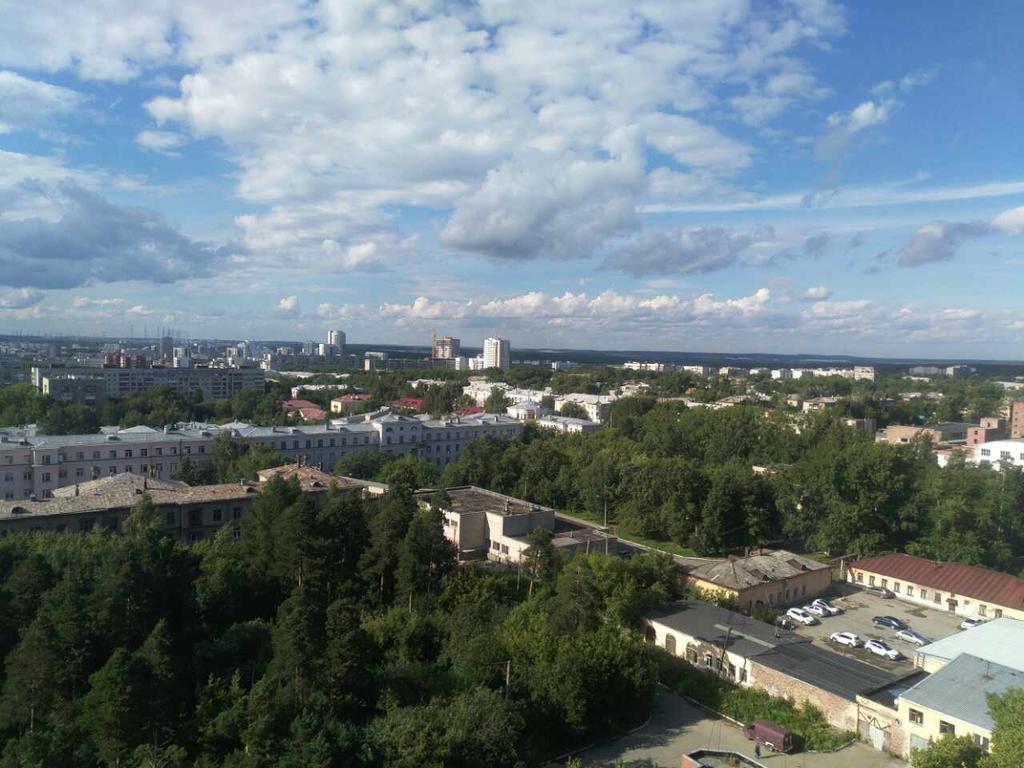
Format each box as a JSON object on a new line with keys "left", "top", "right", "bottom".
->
{"left": 750, "top": 660, "right": 857, "bottom": 732}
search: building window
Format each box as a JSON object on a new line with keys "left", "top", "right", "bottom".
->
{"left": 869, "top": 575, "right": 876, "bottom": 586}
{"left": 894, "top": 582, "right": 901, "bottom": 593}
{"left": 855, "top": 572, "right": 863, "bottom": 583}
{"left": 213, "top": 509, "right": 222, "bottom": 522}
{"left": 979, "top": 604, "right": 987, "bottom": 616}
{"left": 41, "top": 472, "right": 50, "bottom": 482}
{"left": 921, "top": 589, "right": 928, "bottom": 600}
{"left": 665, "top": 634, "right": 677, "bottom": 655}
{"left": 882, "top": 578, "right": 888, "bottom": 588}
{"left": 125, "top": 449, "right": 132, "bottom": 458}
{"left": 232, "top": 507, "right": 241, "bottom": 520}
{"left": 165, "top": 511, "right": 175, "bottom": 526}
{"left": 939, "top": 721, "right": 955, "bottom": 735}
{"left": 232, "top": 527, "right": 241, "bottom": 540}
{"left": 907, "top": 586, "right": 914, "bottom": 597}
{"left": 980, "top": 449, "right": 990, "bottom": 457}
{"left": 974, "top": 734, "right": 990, "bottom": 750}
{"left": 934, "top": 592, "right": 942, "bottom": 604}
{"left": 995, "top": 609, "right": 1003, "bottom": 618}
{"left": 909, "top": 709, "right": 924, "bottom": 725}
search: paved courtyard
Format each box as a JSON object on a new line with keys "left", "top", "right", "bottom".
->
{"left": 788, "top": 584, "right": 963, "bottom": 672}
{"left": 576, "top": 690, "right": 905, "bottom": 768}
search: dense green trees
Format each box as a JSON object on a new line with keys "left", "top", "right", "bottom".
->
{"left": 0, "top": 483, "right": 669, "bottom": 766}
{"left": 437, "top": 404, "right": 1024, "bottom": 564}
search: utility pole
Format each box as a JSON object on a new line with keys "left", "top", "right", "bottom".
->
{"left": 505, "top": 659, "right": 511, "bottom": 701}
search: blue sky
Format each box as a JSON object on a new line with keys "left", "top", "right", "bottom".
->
{"left": 2, "top": 0, "right": 1024, "bottom": 357}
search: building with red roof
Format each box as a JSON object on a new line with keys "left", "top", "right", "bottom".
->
{"left": 389, "top": 397, "right": 426, "bottom": 412}
{"left": 848, "top": 552, "right": 1024, "bottom": 621}
{"left": 281, "top": 399, "right": 327, "bottom": 422}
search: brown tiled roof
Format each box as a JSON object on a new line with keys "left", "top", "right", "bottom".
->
{"left": 851, "top": 553, "right": 1024, "bottom": 609}
{"left": 1, "top": 475, "right": 258, "bottom": 520}
{"left": 256, "top": 464, "right": 362, "bottom": 491}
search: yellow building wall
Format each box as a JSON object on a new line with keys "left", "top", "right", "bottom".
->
{"left": 897, "top": 699, "right": 992, "bottom": 759}
{"left": 847, "top": 566, "right": 1024, "bottom": 622}
{"left": 687, "top": 567, "right": 831, "bottom": 612}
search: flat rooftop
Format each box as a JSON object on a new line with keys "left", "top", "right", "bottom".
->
{"left": 417, "top": 486, "right": 549, "bottom": 517}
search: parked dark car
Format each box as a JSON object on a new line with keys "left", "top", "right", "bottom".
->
{"left": 872, "top": 615, "right": 908, "bottom": 631}
{"left": 743, "top": 719, "right": 794, "bottom": 753}
{"left": 865, "top": 586, "right": 895, "bottom": 598}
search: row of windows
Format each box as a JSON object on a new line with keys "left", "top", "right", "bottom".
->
{"left": 857, "top": 572, "right": 1004, "bottom": 618}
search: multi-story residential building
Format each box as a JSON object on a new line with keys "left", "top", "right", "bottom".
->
{"left": 718, "top": 366, "right": 746, "bottom": 378}
{"left": 853, "top": 365, "right": 877, "bottom": 381}
{"left": 770, "top": 368, "right": 793, "bottom": 380}
{"left": 623, "top": 361, "right": 673, "bottom": 372}
{"left": 0, "top": 464, "right": 385, "bottom": 542}
{"left": 431, "top": 334, "right": 461, "bottom": 360}
{"left": 681, "top": 365, "right": 714, "bottom": 377}
{"left": 417, "top": 485, "right": 616, "bottom": 563}
{"left": 0, "top": 411, "right": 523, "bottom": 501}
{"left": 0, "top": 473, "right": 257, "bottom": 542}
{"left": 482, "top": 337, "right": 511, "bottom": 370}
{"left": 39, "top": 373, "right": 107, "bottom": 407}
{"left": 327, "top": 329, "right": 346, "bottom": 357}
{"left": 31, "top": 365, "right": 265, "bottom": 401}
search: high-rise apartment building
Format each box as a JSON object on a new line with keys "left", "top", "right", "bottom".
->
{"left": 483, "top": 337, "right": 511, "bottom": 370}
{"left": 327, "top": 329, "right": 346, "bottom": 357}
{"left": 432, "top": 334, "right": 461, "bottom": 360}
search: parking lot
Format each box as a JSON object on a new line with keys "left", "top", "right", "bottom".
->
{"left": 789, "top": 583, "right": 963, "bottom": 670}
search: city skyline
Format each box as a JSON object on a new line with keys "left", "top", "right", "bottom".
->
{"left": 2, "top": 3, "right": 1024, "bottom": 357}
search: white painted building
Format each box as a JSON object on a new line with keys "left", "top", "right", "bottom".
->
{"left": 483, "top": 337, "right": 511, "bottom": 370}
{"left": 973, "top": 439, "right": 1024, "bottom": 470}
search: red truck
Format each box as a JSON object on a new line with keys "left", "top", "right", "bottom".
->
{"left": 743, "top": 720, "right": 793, "bottom": 753}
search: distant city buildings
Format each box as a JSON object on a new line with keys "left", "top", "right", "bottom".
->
{"left": 0, "top": 411, "right": 524, "bottom": 501}
{"left": 31, "top": 364, "right": 265, "bottom": 402}
{"left": 483, "top": 337, "right": 511, "bottom": 370}
{"left": 431, "top": 333, "right": 461, "bottom": 360}
{"left": 327, "top": 329, "right": 346, "bottom": 357}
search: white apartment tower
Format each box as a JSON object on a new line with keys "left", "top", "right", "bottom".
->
{"left": 483, "top": 337, "right": 511, "bottom": 370}
{"left": 327, "top": 329, "right": 346, "bottom": 357}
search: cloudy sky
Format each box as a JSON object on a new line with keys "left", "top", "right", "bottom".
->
{"left": 1, "top": 1, "right": 1023, "bottom": 357}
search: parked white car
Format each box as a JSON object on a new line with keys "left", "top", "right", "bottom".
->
{"left": 829, "top": 631, "right": 861, "bottom": 647}
{"left": 806, "top": 603, "right": 828, "bottom": 617}
{"left": 960, "top": 617, "right": 986, "bottom": 630}
{"left": 864, "top": 639, "right": 903, "bottom": 660}
{"left": 811, "top": 598, "right": 842, "bottom": 616}
{"left": 896, "top": 629, "right": 929, "bottom": 646}
{"left": 786, "top": 607, "right": 818, "bottom": 626}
